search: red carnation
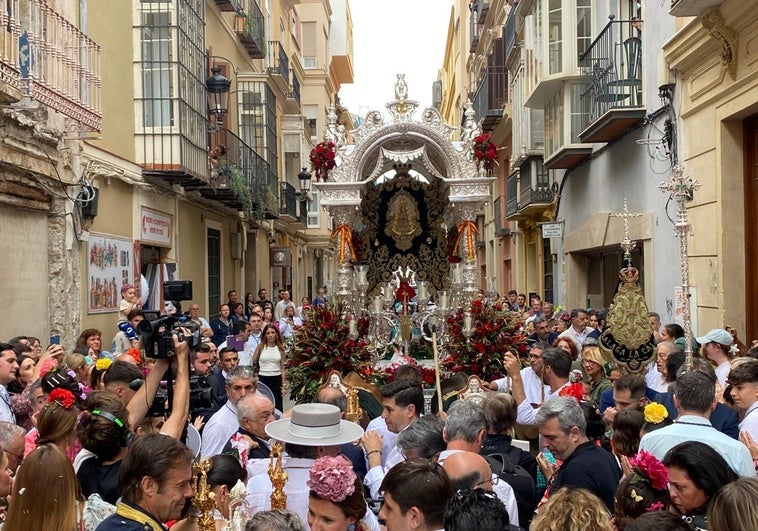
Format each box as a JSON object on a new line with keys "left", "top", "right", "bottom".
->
{"left": 49, "top": 388, "right": 75, "bottom": 409}
{"left": 559, "top": 382, "right": 585, "bottom": 403}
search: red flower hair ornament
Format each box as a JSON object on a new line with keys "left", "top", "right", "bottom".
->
{"left": 48, "top": 388, "right": 76, "bottom": 409}
{"left": 558, "top": 382, "right": 585, "bottom": 402}
{"left": 307, "top": 456, "right": 356, "bottom": 503}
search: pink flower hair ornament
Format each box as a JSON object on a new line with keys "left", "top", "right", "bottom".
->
{"left": 629, "top": 450, "right": 669, "bottom": 491}
{"left": 307, "top": 456, "right": 357, "bottom": 503}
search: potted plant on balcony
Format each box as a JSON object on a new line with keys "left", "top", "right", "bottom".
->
{"left": 263, "top": 187, "right": 278, "bottom": 220}
{"left": 225, "top": 165, "right": 256, "bottom": 219}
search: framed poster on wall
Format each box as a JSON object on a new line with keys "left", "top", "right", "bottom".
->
{"left": 87, "top": 233, "right": 135, "bottom": 313}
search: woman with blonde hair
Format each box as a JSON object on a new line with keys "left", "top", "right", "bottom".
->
{"left": 531, "top": 487, "right": 613, "bottom": 531}
{"left": 4, "top": 444, "right": 82, "bottom": 530}
{"left": 252, "top": 324, "right": 285, "bottom": 411}
{"left": 307, "top": 455, "right": 368, "bottom": 531}
{"left": 707, "top": 477, "right": 758, "bottom": 531}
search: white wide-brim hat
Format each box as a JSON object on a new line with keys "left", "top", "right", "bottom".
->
{"left": 265, "top": 403, "right": 364, "bottom": 446}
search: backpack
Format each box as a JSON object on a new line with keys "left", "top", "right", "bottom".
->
{"left": 484, "top": 449, "right": 537, "bottom": 527}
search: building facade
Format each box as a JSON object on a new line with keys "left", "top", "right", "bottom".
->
{"left": 664, "top": 0, "right": 758, "bottom": 340}
{"left": 0, "top": 0, "right": 102, "bottom": 343}
{"left": 0, "top": 0, "right": 352, "bottom": 349}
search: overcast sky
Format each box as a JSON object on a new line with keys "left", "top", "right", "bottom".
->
{"left": 338, "top": 0, "right": 454, "bottom": 120}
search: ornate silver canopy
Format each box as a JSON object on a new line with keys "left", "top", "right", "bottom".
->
{"left": 314, "top": 74, "right": 494, "bottom": 226}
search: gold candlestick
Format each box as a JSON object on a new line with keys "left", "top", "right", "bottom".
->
{"left": 268, "top": 441, "right": 288, "bottom": 510}
{"left": 191, "top": 459, "right": 217, "bottom": 531}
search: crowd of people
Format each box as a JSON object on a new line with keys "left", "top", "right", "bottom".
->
{"left": 1, "top": 287, "right": 758, "bottom": 530}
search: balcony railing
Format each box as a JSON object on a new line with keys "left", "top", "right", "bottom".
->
{"left": 204, "top": 128, "right": 277, "bottom": 220}
{"left": 493, "top": 196, "right": 510, "bottom": 236}
{"left": 235, "top": 0, "right": 265, "bottom": 59}
{"left": 267, "top": 41, "right": 290, "bottom": 83}
{"left": 279, "top": 181, "right": 305, "bottom": 225}
{"left": 213, "top": 0, "right": 241, "bottom": 12}
{"left": 506, "top": 172, "right": 519, "bottom": 218}
{"left": 578, "top": 18, "right": 644, "bottom": 141}
{"left": 284, "top": 69, "right": 301, "bottom": 111}
{"left": 0, "top": 0, "right": 102, "bottom": 131}
{"left": 504, "top": 6, "right": 519, "bottom": 66}
{"left": 470, "top": 9, "right": 480, "bottom": 53}
{"left": 473, "top": 65, "right": 508, "bottom": 131}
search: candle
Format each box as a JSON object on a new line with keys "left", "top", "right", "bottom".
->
{"left": 463, "top": 311, "right": 472, "bottom": 332}
{"left": 438, "top": 291, "right": 449, "bottom": 311}
{"left": 383, "top": 283, "right": 395, "bottom": 304}
{"left": 417, "top": 281, "right": 428, "bottom": 301}
{"left": 355, "top": 265, "right": 368, "bottom": 286}
{"left": 451, "top": 264, "right": 463, "bottom": 284}
{"left": 349, "top": 320, "right": 357, "bottom": 337}
{"left": 372, "top": 295, "right": 383, "bottom": 314}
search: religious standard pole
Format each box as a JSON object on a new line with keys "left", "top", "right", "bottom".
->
{"left": 659, "top": 166, "right": 700, "bottom": 369}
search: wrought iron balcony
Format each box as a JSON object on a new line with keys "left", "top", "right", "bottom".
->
{"left": 284, "top": 70, "right": 301, "bottom": 113}
{"left": 0, "top": 0, "right": 102, "bottom": 131}
{"left": 670, "top": 0, "right": 724, "bottom": 16}
{"left": 493, "top": 196, "right": 510, "bottom": 237}
{"left": 473, "top": 65, "right": 508, "bottom": 131}
{"left": 267, "top": 41, "right": 290, "bottom": 94}
{"left": 578, "top": 17, "right": 646, "bottom": 143}
{"left": 201, "top": 128, "right": 277, "bottom": 221}
{"left": 470, "top": 9, "right": 481, "bottom": 53}
{"left": 213, "top": 0, "right": 241, "bottom": 12}
{"left": 505, "top": 157, "right": 554, "bottom": 220}
{"left": 279, "top": 182, "right": 306, "bottom": 226}
{"left": 505, "top": 171, "right": 520, "bottom": 219}
{"left": 504, "top": 6, "right": 519, "bottom": 67}
{"left": 234, "top": 0, "right": 265, "bottom": 60}
{"left": 478, "top": 1, "right": 490, "bottom": 24}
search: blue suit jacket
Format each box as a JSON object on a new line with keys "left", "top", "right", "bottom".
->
{"left": 653, "top": 391, "right": 739, "bottom": 440}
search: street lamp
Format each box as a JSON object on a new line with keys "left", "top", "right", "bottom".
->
{"left": 297, "top": 167, "right": 312, "bottom": 198}
{"left": 205, "top": 66, "right": 231, "bottom": 122}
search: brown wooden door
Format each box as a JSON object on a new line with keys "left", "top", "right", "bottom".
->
{"left": 745, "top": 115, "right": 758, "bottom": 342}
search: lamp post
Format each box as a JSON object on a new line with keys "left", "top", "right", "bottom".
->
{"left": 205, "top": 66, "right": 231, "bottom": 124}
{"left": 297, "top": 167, "right": 312, "bottom": 198}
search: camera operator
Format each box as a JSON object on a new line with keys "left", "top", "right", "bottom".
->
{"left": 76, "top": 333, "right": 190, "bottom": 504}
{"left": 189, "top": 343, "right": 216, "bottom": 422}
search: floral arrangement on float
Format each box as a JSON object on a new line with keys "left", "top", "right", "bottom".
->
{"left": 441, "top": 298, "right": 527, "bottom": 381}
{"left": 473, "top": 132, "right": 498, "bottom": 177}
{"left": 285, "top": 301, "right": 373, "bottom": 403}
{"left": 309, "top": 140, "right": 337, "bottom": 182}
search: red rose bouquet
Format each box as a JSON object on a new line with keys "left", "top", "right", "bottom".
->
{"left": 473, "top": 132, "right": 498, "bottom": 176}
{"left": 442, "top": 299, "right": 527, "bottom": 381}
{"left": 309, "top": 140, "right": 337, "bottom": 181}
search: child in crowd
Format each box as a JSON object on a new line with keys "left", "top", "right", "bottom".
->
{"left": 117, "top": 284, "right": 141, "bottom": 348}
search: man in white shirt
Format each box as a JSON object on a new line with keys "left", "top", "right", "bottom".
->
{"left": 0, "top": 344, "right": 19, "bottom": 423}
{"left": 219, "top": 321, "right": 253, "bottom": 366}
{"left": 361, "top": 380, "right": 424, "bottom": 499}
{"left": 274, "top": 290, "right": 292, "bottom": 321}
{"left": 245, "top": 313, "right": 264, "bottom": 354}
{"left": 639, "top": 370, "right": 755, "bottom": 477}
{"left": 490, "top": 342, "right": 551, "bottom": 406}
{"left": 247, "top": 404, "right": 380, "bottom": 531}
{"left": 559, "top": 308, "right": 595, "bottom": 349}
{"left": 697, "top": 328, "right": 735, "bottom": 389}
{"left": 504, "top": 348, "right": 572, "bottom": 426}
{"left": 728, "top": 361, "right": 758, "bottom": 440}
{"left": 200, "top": 365, "right": 257, "bottom": 458}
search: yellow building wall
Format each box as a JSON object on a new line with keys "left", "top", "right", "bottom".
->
{"left": 663, "top": 0, "right": 757, "bottom": 335}
{"left": 85, "top": 0, "right": 136, "bottom": 161}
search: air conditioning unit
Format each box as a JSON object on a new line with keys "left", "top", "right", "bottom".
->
{"left": 669, "top": 0, "right": 724, "bottom": 17}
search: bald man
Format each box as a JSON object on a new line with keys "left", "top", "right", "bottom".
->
{"left": 442, "top": 451, "right": 493, "bottom": 492}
